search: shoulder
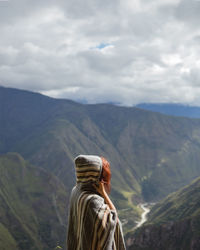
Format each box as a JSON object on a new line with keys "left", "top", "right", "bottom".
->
{"left": 75, "top": 190, "right": 105, "bottom": 209}
{"left": 79, "top": 193, "right": 109, "bottom": 216}
{"left": 88, "top": 194, "right": 105, "bottom": 210}
{"left": 88, "top": 194, "right": 117, "bottom": 218}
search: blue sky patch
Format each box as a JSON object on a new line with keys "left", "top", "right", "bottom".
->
{"left": 96, "top": 43, "right": 111, "bottom": 49}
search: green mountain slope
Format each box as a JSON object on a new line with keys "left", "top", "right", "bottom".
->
{"left": 0, "top": 152, "right": 68, "bottom": 250}
{"left": 87, "top": 104, "right": 200, "bottom": 200}
{"left": 127, "top": 177, "right": 200, "bottom": 250}
{"left": 146, "top": 177, "right": 200, "bottom": 224}
{"left": 1, "top": 86, "right": 200, "bottom": 233}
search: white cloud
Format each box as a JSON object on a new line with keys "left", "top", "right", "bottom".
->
{"left": 0, "top": 0, "right": 200, "bottom": 105}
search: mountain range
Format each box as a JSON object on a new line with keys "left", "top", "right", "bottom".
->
{"left": 1, "top": 86, "right": 200, "bottom": 248}
{"left": 136, "top": 103, "right": 200, "bottom": 118}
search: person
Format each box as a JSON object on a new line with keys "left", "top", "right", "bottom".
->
{"left": 67, "top": 154, "right": 126, "bottom": 250}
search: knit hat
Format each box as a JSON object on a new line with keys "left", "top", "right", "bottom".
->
{"left": 74, "top": 155, "right": 102, "bottom": 184}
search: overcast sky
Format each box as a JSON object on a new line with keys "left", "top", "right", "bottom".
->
{"left": 1, "top": 0, "right": 200, "bottom": 106}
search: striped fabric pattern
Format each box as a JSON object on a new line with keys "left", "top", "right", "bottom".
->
{"left": 74, "top": 155, "right": 102, "bottom": 184}
{"left": 67, "top": 155, "right": 126, "bottom": 250}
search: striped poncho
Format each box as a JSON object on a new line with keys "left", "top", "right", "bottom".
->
{"left": 67, "top": 155, "right": 126, "bottom": 250}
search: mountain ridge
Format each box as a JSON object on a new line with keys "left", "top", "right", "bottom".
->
{"left": 1, "top": 86, "right": 200, "bottom": 238}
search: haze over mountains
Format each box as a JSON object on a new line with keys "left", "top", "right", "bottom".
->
{"left": 136, "top": 103, "right": 200, "bottom": 118}
{"left": 1, "top": 86, "right": 200, "bottom": 249}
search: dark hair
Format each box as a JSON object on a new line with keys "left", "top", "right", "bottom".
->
{"left": 100, "top": 157, "right": 111, "bottom": 193}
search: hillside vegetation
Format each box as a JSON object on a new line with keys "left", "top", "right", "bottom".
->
{"left": 0, "top": 153, "right": 68, "bottom": 250}
{"left": 127, "top": 177, "right": 200, "bottom": 250}
{"left": 1, "top": 86, "right": 200, "bottom": 237}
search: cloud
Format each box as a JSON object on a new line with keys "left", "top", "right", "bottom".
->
{"left": 175, "top": 0, "right": 200, "bottom": 26}
{"left": 0, "top": 0, "right": 200, "bottom": 106}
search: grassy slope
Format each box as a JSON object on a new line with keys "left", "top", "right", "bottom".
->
{"left": 127, "top": 177, "right": 200, "bottom": 250}
{"left": 147, "top": 176, "right": 200, "bottom": 224}
{"left": 0, "top": 152, "right": 68, "bottom": 250}
{"left": 0, "top": 223, "right": 18, "bottom": 250}
{"left": 87, "top": 104, "right": 200, "bottom": 200}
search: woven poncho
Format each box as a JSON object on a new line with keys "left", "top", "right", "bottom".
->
{"left": 67, "top": 155, "right": 126, "bottom": 250}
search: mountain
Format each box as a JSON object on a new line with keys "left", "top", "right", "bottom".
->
{"left": 127, "top": 177, "right": 200, "bottom": 250}
{"left": 136, "top": 103, "right": 200, "bottom": 118}
{"left": 1, "top": 86, "right": 200, "bottom": 235}
{"left": 0, "top": 152, "right": 68, "bottom": 250}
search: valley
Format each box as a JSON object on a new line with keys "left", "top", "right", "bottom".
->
{"left": 127, "top": 177, "right": 200, "bottom": 250}
{"left": 1, "top": 86, "right": 200, "bottom": 249}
